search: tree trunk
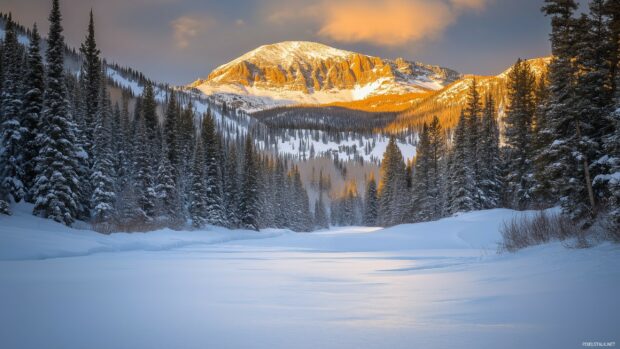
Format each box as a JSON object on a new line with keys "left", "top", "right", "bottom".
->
{"left": 575, "top": 121, "right": 597, "bottom": 217}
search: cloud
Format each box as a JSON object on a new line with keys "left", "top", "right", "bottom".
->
{"left": 266, "top": 0, "right": 490, "bottom": 47}
{"left": 450, "top": 0, "right": 489, "bottom": 11}
{"left": 267, "top": 3, "right": 322, "bottom": 23}
{"left": 170, "top": 15, "right": 215, "bottom": 49}
{"left": 318, "top": 0, "right": 452, "bottom": 46}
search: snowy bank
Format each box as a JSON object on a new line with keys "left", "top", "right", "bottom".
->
{"left": 0, "top": 204, "right": 287, "bottom": 261}
{"left": 232, "top": 208, "right": 534, "bottom": 253}
{"left": 0, "top": 205, "right": 540, "bottom": 261}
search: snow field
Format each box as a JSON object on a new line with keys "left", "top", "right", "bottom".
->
{"left": 0, "top": 205, "right": 618, "bottom": 349}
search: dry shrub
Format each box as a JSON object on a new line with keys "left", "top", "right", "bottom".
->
{"left": 0, "top": 200, "right": 11, "bottom": 215}
{"left": 500, "top": 211, "right": 580, "bottom": 252}
{"left": 598, "top": 211, "right": 620, "bottom": 243}
{"left": 92, "top": 217, "right": 182, "bottom": 234}
{"left": 608, "top": 222, "right": 620, "bottom": 243}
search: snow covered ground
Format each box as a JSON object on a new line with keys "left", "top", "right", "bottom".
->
{"left": 267, "top": 133, "right": 417, "bottom": 162}
{"left": 0, "top": 205, "right": 618, "bottom": 349}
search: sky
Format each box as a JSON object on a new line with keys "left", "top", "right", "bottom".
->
{"left": 0, "top": 0, "right": 584, "bottom": 85}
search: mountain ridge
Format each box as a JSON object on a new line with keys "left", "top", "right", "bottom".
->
{"left": 387, "top": 56, "right": 551, "bottom": 131}
{"left": 189, "top": 41, "right": 461, "bottom": 112}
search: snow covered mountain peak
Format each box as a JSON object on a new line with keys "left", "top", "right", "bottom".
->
{"left": 189, "top": 41, "right": 460, "bottom": 112}
{"left": 213, "top": 41, "right": 356, "bottom": 74}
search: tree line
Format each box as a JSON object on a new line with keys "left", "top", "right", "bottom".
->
{"left": 1, "top": 0, "right": 619, "bottom": 236}
{"left": 0, "top": 1, "right": 316, "bottom": 232}
{"left": 360, "top": 0, "right": 619, "bottom": 236}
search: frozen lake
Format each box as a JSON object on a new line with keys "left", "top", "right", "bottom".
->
{"left": 1, "top": 206, "right": 618, "bottom": 349}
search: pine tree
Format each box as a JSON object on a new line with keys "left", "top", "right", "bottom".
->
{"left": 111, "top": 101, "right": 127, "bottom": 188}
{"left": 598, "top": 14, "right": 620, "bottom": 232}
{"left": 289, "top": 165, "right": 312, "bottom": 231}
{"left": 378, "top": 137, "right": 407, "bottom": 226}
{"left": 314, "top": 194, "right": 329, "bottom": 229}
{"left": 273, "top": 158, "right": 288, "bottom": 228}
{"left": 189, "top": 137, "right": 208, "bottom": 227}
{"left": 604, "top": 101, "right": 620, "bottom": 234}
{"left": 331, "top": 180, "right": 362, "bottom": 227}
{"left": 478, "top": 95, "right": 502, "bottom": 209}
{"left": 132, "top": 114, "right": 156, "bottom": 221}
{"left": 412, "top": 116, "right": 446, "bottom": 221}
{"left": 299, "top": 168, "right": 313, "bottom": 230}
{"left": 79, "top": 10, "right": 100, "bottom": 163}
{"left": 154, "top": 91, "right": 183, "bottom": 225}
{"left": 72, "top": 74, "right": 87, "bottom": 146}
{"left": 602, "top": 108, "right": 620, "bottom": 234}
{"left": 542, "top": 0, "right": 597, "bottom": 222}
{"left": 175, "top": 101, "right": 196, "bottom": 215}
{"left": 575, "top": 1, "right": 615, "bottom": 201}
{"left": 411, "top": 124, "right": 431, "bottom": 221}
{"left": 447, "top": 111, "right": 476, "bottom": 214}
{"left": 240, "top": 136, "right": 259, "bottom": 230}
{"left": 342, "top": 187, "right": 354, "bottom": 226}
{"left": 605, "top": 0, "right": 620, "bottom": 94}
{"left": 112, "top": 97, "right": 137, "bottom": 226}
{"left": 202, "top": 112, "right": 225, "bottom": 225}
{"left": 0, "top": 33, "right": 4, "bottom": 95}
{"left": 258, "top": 155, "right": 279, "bottom": 229}
{"left": 427, "top": 116, "right": 447, "bottom": 217}
{"left": 163, "top": 91, "right": 179, "bottom": 171}
{"left": 70, "top": 75, "right": 91, "bottom": 220}
{"left": 464, "top": 78, "right": 483, "bottom": 208}
{"left": 405, "top": 160, "right": 413, "bottom": 189}
{"left": 363, "top": 174, "right": 378, "bottom": 226}
{"left": 0, "top": 14, "right": 26, "bottom": 203}
{"left": 90, "top": 72, "right": 116, "bottom": 222}
{"left": 331, "top": 199, "right": 342, "bottom": 226}
{"left": 223, "top": 143, "right": 241, "bottom": 228}
{"left": 141, "top": 81, "right": 159, "bottom": 146}
{"left": 21, "top": 23, "right": 44, "bottom": 199}
{"left": 530, "top": 73, "right": 556, "bottom": 206}
{"left": 503, "top": 59, "right": 536, "bottom": 209}
{"left": 32, "top": 0, "right": 84, "bottom": 225}
{"left": 156, "top": 144, "right": 181, "bottom": 224}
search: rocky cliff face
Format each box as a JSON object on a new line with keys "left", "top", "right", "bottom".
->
{"left": 189, "top": 41, "right": 460, "bottom": 111}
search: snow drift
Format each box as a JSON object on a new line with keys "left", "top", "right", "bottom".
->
{"left": 0, "top": 204, "right": 529, "bottom": 261}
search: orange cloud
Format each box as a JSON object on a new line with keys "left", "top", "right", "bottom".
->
{"left": 318, "top": 0, "right": 452, "bottom": 46}
{"left": 267, "top": 0, "right": 490, "bottom": 47}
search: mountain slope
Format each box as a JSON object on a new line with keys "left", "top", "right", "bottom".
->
{"left": 387, "top": 57, "right": 551, "bottom": 132}
{"left": 189, "top": 41, "right": 460, "bottom": 112}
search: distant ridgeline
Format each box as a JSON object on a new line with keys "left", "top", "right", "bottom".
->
{"left": 252, "top": 106, "right": 396, "bottom": 132}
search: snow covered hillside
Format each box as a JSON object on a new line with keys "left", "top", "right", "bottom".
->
{"left": 392, "top": 57, "right": 551, "bottom": 131}
{"left": 1, "top": 206, "right": 618, "bottom": 349}
{"left": 263, "top": 131, "right": 417, "bottom": 163}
